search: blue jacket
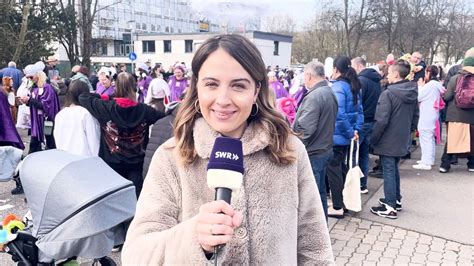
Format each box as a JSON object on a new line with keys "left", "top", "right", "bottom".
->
{"left": 331, "top": 79, "right": 364, "bottom": 146}
{"left": 1, "top": 67, "right": 23, "bottom": 90}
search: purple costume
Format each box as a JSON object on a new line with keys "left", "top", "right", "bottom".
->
{"left": 30, "top": 84, "right": 60, "bottom": 143}
{"left": 96, "top": 83, "right": 115, "bottom": 96}
{"left": 137, "top": 76, "right": 152, "bottom": 103}
{"left": 0, "top": 92, "right": 24, "bottom": 149}
{"left": 270, "top": 81, "right": 289, "bottom": 99}
{"left": 292, "top": 86, "right": 308, "bottom": 107}
{"left": 168, "top": 76, "right": 188, "bottom": 102}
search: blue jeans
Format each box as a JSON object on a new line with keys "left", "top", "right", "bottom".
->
{"left": 309, "top": 150, "right": 333, "bottom": 220}
{"left": 359, "top": 122, "right": 374, "bottom": 188}
{"left": 380, "top": 156, "right": 402, "bottom": 209}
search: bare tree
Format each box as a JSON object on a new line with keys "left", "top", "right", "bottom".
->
{"left": 262, "top": 14, "right": 296, "bottom": 35}
{"left": 12, "top": 1, "right": 30, "bottom": 62}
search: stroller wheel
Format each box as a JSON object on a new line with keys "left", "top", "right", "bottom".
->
{"left": 95, "top": 256, "right": 116, "bottom": 266}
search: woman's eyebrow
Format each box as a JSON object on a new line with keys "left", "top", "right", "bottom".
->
{"left": 231, "top": 78, "right": 251, "bottom": 84}
{"left": 202, "top": 77, "right": 219, "bottom": 82}
{"left": 201, "top": 77, "right": 251, "bottom": 84}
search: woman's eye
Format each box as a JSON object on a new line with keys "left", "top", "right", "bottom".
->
{"left": 205, "top": 82, "right": 218, "bottom": 88}
{"left": 233, "top": 83, "right": 247, "bottom": 89}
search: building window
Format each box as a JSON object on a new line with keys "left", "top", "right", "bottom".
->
{"left": 143, "top": 40, "right": 156, "bottom": 53}
{"left": 273, "top": 41, "right": 279, "bottom": 56}
{"left": 101, "top": 42, "right": 108, "bottom": 56}
{"left": 164, "top": 40, "right": 172, "bottom": 53}
{"left": 185, "top": 40, "right": 193, "bottom": 53}
{"left": 151, "top": 25, "right": 156, "bottom": 31}
{"left": 142, "top": 23, "right": 147, "bottom": 30}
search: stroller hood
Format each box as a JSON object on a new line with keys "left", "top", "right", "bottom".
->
{"left": 20, "top": 149, "right": 136, "bottom": 261}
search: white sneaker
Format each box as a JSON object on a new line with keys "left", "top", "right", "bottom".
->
{"left": 416, "top": 160, "right": 422, "bottom": 164}
{"left": 327, "top": 206, "right": 344, "bottom": 218}
{"left": 412, "top": 163, "right": 432, "bottom": 170}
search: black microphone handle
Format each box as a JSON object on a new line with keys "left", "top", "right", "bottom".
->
{"left": 214, "top": 187, "right": 232, "bottom": 256}
{"left": 215, "top": 187, "right": 232, "bottom": 204}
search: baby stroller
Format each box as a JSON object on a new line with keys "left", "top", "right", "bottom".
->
{"left": 4, "top": 150, "right": 137, "bottom": 265}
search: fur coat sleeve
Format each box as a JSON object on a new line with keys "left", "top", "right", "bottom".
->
{"left": 294, "top": 138, "right": 334, "bottom": 264}
{"left": 121, "top": 143, "right": 209, "bottom": 265}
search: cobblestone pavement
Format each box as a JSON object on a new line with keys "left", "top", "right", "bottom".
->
{"left": 330, "top": 217, "right": 474, "bottom": 265}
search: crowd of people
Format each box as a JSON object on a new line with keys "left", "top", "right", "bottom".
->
{"left": 0, "top": 33, "right": 473, "bottom": 263}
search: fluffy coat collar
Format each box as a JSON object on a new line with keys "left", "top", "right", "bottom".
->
{"left": 193, "top": 117, "right": 270, "bottom": 159}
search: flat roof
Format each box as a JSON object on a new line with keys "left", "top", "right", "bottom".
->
{"left": 136, "top": 30, "right": 293, "bottom": 43}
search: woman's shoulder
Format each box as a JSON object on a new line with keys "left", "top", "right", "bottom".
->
{"left": 287, "top": 134, "right": 307, "bottom": 157}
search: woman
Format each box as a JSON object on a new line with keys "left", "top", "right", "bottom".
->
{"left": 326, "top": 56, "right": 363, "bottom": 219}
{"left": 413, "top": 65, "right": 443, "bottom": 170}
{"left": 145, "top": 64, "right": 170, "bottom": 113}
{"left": 136, "top": 63, "right": 152, "bottom": 103}
{"left": 78, "top": 72, "right": 165, "bottom": 197}
{"left": 54, "top": 80, "right": 100, "bottom": 157}
{"left": 168, "top": 64, "right": 188, "bottom": 102}
{"left": 20, "top": 69, "right": 60, "bottom": 154}
{"left": 439, "top": 56, "right": 474, "bottom": 173}
{"left": 95, "top": 68, "right": 115, "bottom": 97}
{"left": 268, "top": 71, "right": 289, "bottom": 99}
{"left": 122, "top": 34, "right": 333, "bottom": 264}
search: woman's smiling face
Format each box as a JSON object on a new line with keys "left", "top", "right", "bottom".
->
{"left": 197, "top": 48, "right": 259, "bottom": 139}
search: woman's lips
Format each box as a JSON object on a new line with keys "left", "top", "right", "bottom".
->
{"left": 212, "top": 109, "right": 237, "bottom": 120}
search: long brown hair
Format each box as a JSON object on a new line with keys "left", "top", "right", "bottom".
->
{"left": 115, "top": 72, "right": 136, "bottom": 100}
{"left": 173, "top": 34, "right": 295, "bottom": 165}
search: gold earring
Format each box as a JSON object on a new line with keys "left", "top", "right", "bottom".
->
{"left": 194, "top": 99, "right": 201, "bottom": 114}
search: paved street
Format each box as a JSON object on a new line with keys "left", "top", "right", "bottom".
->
{"left": 1, "top": 132, "right": 472, "bottom": 265}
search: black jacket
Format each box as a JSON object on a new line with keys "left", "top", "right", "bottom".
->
{"left": 142, "top": 102, "right": 179, "bottom": 177}
{"left": 78, "top": 92, "right": 165, "bottom": 168}
{"left": 358, "top": 68, "right": 382, "bottom": 123}
{"left": 413, "top": 60, "right": 426, "bottom": 82}
{"left": 371, "top": 80, "right": 419, "bottom": 157}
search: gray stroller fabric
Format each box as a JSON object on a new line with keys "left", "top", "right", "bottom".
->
{"left": 0, "top": 146, "right": 22, "bottom": 181}
{"left": 20, "top": 149, "right": 137, "bottom": 262}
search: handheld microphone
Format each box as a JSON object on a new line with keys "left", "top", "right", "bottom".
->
{"left": 207, "top": 137, "right": 244, "bottom": 204}
{"left": 206, "top": 137, "right": 244, "bottom": 259}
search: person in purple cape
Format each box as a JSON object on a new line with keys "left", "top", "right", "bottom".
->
{"left": 95, "top": 67, "right": 115, "bottom": 97}
{"left": 168, "top": 64, "right": 188, "bottom": 102}
{"left": 0, "top": 86, "right": 24, "bottom": 149}
{"left": 19, "top": 64, "right": 60, "bottom": 154}
{"left": 268, "top": 71, "right": 289, "bottom": 99}
{"left": 136, "top": 63, "right": 152, "bottom": 103}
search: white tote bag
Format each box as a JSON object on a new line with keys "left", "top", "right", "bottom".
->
{"left": 343, "top": 138, "right": 364, "bottom": 212}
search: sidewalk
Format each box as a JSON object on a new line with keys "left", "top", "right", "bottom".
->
{"left": 329, "top": 140, "right": 474, "bottom": 265}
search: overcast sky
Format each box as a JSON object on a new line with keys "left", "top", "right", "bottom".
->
{"left": 189, "top": 0, "right": 319, "bottom": 30}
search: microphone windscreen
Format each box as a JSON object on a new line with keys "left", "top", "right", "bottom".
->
{"left": 207, "top": 137, "right": 244, "bottom": 190}
{"left": 207, "top": 137, "right": 244, "bottom": 174}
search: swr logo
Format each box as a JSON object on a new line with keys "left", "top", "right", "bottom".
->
{"left": 215, "top": 151, "right": 239, "bottom": 160}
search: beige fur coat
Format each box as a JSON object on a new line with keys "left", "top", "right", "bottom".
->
{"left": 122, "top": 118, "right": 334, "bottom": 265}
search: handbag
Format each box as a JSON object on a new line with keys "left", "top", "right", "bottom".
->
{"left": 43, "top": 119, "right": 54, "bottom": 136}
{"left": 342, "top": 138, "right": 364, "bottom": 212}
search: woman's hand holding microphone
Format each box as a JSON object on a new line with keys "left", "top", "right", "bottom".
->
{"left": 196, "top": 200, "right": 243, "bottom": 253}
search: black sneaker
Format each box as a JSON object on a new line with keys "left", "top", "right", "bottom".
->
{"left": 378, "top": 198, "right": 402, "bottom": 211}
{"left": 11, "top": 186, "right": 24, "bottom": 195}
{"left": 370, "top": 205, "right": 397, "bottom": 219}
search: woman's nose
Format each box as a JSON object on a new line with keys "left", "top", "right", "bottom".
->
{"left": 214, "top": 87, "right": 232, "bottom": 105}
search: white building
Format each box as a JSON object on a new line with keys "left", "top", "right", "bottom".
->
{"left": 133, "top": 31, "right": 292, "bottom": 70}
{"left": 57, "top": 0, "right": 220, "bottom": 68}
